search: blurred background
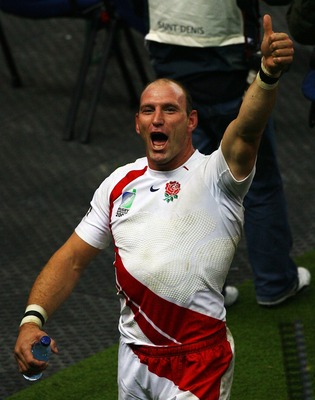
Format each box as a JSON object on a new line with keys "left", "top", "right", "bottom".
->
{"left": 1, "top": 2, "right": 315, "bottom": 398}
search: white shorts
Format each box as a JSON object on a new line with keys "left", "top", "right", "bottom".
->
{"left": 117, "top": 327, "right": 234, "bottom": 400}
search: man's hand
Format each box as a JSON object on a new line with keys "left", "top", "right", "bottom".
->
{"left": 261, "top": 14, "right": 294, "bottom": 75}
{"left": 14, "top": 323, "right": 58, "bottom": 377}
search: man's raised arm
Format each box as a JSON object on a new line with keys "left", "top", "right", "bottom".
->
{"left": 222, "top": 14, "right": 294, "bottom": 180}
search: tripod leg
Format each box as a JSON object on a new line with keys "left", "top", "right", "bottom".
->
{"left": 115, "top": 32, "right": 139, "bottom": 106}
{"left": 122, "top": 23, "right": 151, "bottom": 86}
{"left": 0, "top": 20, "right": 22, "bottom": 87}
{"left": 80, "top": 18, "right": 118, "bottom": 143}
{"left": 63, "top": 12, "right": 100, "bottom": 141}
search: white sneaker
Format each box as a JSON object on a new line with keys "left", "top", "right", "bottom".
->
{"left": 297, "top": 266, "right": 311, "bottom": 292}
{"left": 257, "top": 267, "right": 311, "bottom": 307}
{"left": 224, "top": 286, "right": 239, "bottom": 307}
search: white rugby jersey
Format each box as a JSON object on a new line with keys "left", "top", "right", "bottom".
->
{"left": 75, "top": 148, "right": 254, "bottom": 346}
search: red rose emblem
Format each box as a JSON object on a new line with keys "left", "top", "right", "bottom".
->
{"left": 164, "top": 181, "right": 181, "bottom": 202}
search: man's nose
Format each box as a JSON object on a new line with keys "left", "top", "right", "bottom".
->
{"left": 152, "top": 109, "right": 164, "bottom": 125}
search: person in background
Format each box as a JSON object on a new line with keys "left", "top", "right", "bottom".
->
{"left": 14, "top": 15, "right": 294, "bottom": 399}
{"left": 286, "top": 0, "right": 315, "bottom": 128}
{"left": 145, "top": 0, "right": 311, "bottom": 306}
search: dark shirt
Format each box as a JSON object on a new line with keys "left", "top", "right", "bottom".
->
{"left": 147, "top": 41, "right": 249, "bottom": 104}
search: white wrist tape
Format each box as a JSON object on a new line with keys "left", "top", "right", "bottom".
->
{"left": 20, "top": 304, "right": 48, "bottom": 328}
{"left": 256, "top": 72, "right": 279, "bottom": 90}
{"left": 256, "top": 58, "right": 280, "bottom": 90}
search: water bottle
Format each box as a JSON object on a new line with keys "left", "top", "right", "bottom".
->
{"left": 23, "top": 336, "right": 51, "bottom": 381}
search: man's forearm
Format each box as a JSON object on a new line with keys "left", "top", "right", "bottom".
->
{"left": 237, "top": 67, "right": 277, "bottom": 141}
{"left": 21, "top": 233, "right": 100, "bottom": 325}
{"left": 25, "top": 250, "right": 83, "bottom": 320}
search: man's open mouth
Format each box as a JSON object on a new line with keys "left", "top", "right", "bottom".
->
{"left": 151, "top": 133, "right": 168, "bottom": 148}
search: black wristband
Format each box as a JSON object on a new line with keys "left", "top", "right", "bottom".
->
{"left": 23, "top": 310, "right": 45, "bottom": 327}
{"left": 259, "top": 66, "right": 279, "bottom": 85}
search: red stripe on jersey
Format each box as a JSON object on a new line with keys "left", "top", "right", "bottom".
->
{"left": 115, "top": 251, "right": 225, "bottom": 346}
{"left": 124, "top": 287, "right": 176, "bottom": 345}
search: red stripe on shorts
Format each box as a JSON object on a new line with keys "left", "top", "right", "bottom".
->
{"left": 130, "top": 329, "right": 233, "bottom": 400}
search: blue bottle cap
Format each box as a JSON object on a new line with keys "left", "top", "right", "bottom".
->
{"left": 40, "top": 336, "right": 51, "bottom": 346}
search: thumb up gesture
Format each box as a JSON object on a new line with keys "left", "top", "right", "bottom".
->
{"left": 261, "top": 14, "right": 294, "bottom": 75}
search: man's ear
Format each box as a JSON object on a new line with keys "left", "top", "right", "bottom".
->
{"left": 188, "top": 110, "right": 198, "bottom": 132}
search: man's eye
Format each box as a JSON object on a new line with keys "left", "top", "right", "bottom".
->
{"left": 165, "top": 107, "right": 176, "bottom": 113}
{"left": 142, "top": 108, "right": 153, "bottom": 114}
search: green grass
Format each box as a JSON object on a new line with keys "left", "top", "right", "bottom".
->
{"left": 8, "top": 345, "right": 119, "bottom": 400}
{"left": 8, "top": 251, "right": 315, "bottom": 400}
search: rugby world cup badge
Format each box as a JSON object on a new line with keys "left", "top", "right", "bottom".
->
{"left": 116, "top": 189, "right": 136, "bottom": 217}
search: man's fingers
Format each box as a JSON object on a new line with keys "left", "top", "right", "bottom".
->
{"left": 270, "top": 36, "right": 294, "bottom": 64}
{"left": 14, "top": 354, "right": 27, "bottom": 374}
